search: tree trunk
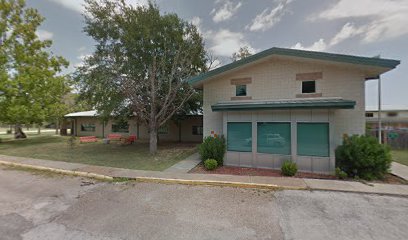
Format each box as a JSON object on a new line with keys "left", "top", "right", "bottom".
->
{"left": 178, "top": 121, "right": 181, "bottom": 143}
{"left": 149, "top": 124, "right": 158, "bottom": 154}
{"left": 14, "top": 124, "right": 27, "bottom": 139}
{"left": 37, "top": 126, "right": 41, "bottom": 134}
{"left": 55, "top": 119, "right": 59, "bottom": 135}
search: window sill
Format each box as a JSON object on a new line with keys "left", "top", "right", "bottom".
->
{"left": 231, "top": 96, "right": 252, "bottom": 100}
{"left": 296, "top": 93, "right": 322, "bottom": 98}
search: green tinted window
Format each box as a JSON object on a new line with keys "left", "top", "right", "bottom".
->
{"left": 297, "top": 123, "right": 329, "bottom": 157}
{"left": 227, "top": 122, "right": 252, "bottom": 152}
{"left": 257, "top": 122, "right": 291, "bottom": 155}
{"left": 81, "top": 123, "right": 95, "bottom": 132}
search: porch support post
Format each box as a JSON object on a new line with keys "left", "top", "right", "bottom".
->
{"left": 291, "top": 116, "right": 297, "bottom": 163}
{"left": 251, "top": 112, "right": 257, "bottom": 167}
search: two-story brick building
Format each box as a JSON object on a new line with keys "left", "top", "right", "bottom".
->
{"left": 188, "top": 47, "right": 400, "bottom": 174}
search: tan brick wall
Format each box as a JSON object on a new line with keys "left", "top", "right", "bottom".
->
{"left": 203, "top": 57, "right": 366, "bottom": 146}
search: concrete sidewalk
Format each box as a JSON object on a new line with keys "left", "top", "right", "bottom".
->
{"left": 391, "top": 162, "right": 408, "bottom": 181}
{"left": 1, "top": 154, "right": 408, "bottom": 196}
{"left": 164, "top": 152, "right": 200, "bottom": 173}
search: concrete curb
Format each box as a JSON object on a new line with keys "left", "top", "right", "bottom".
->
{"left": 307, "top": 188, "right": 408, "bottom": 198}
{"left": 0, "top": 160, "right": 306, "bottom": 190}
{"left": 0, "top": 160, "right": 114, "bottom": 181}
{"left": 131, "top": 176, "right": 307, "bottom": 190}
{"left": 1, "top": 159, "right": 407, "bottom": 196}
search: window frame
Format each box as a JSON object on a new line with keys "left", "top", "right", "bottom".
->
{"left": 235, "top": 84, "right": 247, "bottom": 97}
{"left": 297, "top": 122, "right": 330, "bottom": 157}
{"left": 301, "top": 80, "right": 316, "bottom": 94}
{"left": 227, "top": 122, "right": 252, "bottom": 152}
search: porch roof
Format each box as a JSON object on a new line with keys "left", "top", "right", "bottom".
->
{"left": 211, "top": 98, "right": 356, "bottom": 112}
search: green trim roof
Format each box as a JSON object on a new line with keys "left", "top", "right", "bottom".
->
{"left": 188, "top": 47, "right": 400, "bottom": 86}
{"left": 212, "top": 98, "right": 356, "bottom": 112}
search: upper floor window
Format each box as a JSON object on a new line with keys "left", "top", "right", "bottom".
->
{"left": 302, "top": 81, "right": 316, "bottom": 93}
{"left": 387, "top": 112, "right": 398, "bottom": 117}
{"left": 365, "top": 112, "right": 374, "bottom": 117}
{"left": 236, "top": 85, "right": 247, "bottom": 96}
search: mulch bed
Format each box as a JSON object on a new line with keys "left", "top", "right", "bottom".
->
{"left": 189, "top": 163, "right": 408, "bottom": 184}
{"left": 189, "top": 163, "right": 337, "bottom": 180}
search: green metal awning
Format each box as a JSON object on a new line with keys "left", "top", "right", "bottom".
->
{"left": 211, "top": 98, "right": 356, "bottom": 112}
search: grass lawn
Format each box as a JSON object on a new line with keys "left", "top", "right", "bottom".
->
{"left": 0, "top": 135, "right": 198, "bottom": 171}
{"left": 392, "top": 150, "right": 408, "bottom": 166}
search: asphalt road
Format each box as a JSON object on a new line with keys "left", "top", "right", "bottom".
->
{"left": 1, "top": 167, "right": 408, "bottom": 240}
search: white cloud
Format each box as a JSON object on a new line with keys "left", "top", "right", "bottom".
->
{"left": 190, "top": 16, "right": 202, "bottom": 34}
{"left": 48, "top": 0, "right": 148, "bottom": 13}
{"left": 329, "top": 22, "right": 364, "bottom": 46}
{"left": 291, "top": 38, "right": 327, "bottom": 51}
{"left": 206, "top": 29, "right": 256, "bottom": 57}
{"left": 211, "top": 0, "right": 242, "bottom": 23}
{"left": 246, "top": 0, "right": 292, "bottom": 32}
{"left": 316, "top": 0, "right": 408, "bottom": 43}
{"left": 74, "top": 53, "right": 92, "bottom": 68}
{"left": 36, "top": 29, "right": 53, "bottom": 41}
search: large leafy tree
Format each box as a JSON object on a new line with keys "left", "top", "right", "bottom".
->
{"left": 231, "top": 46, "right": 253, "bottom": 62}
{"left": 76, "top": 0, "right": 207, "bottom": 153}
{"left": 0, "top": 0, "right": 69, "bottom": 138}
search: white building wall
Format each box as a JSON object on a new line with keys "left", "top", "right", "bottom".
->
{"left": 203, "top": 57, "right": 366, "bottom": 147}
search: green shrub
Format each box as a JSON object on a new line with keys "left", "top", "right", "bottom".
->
{"left": 335, "top": 167, "right": 348, "bottom": 179}
{"left": 281, "top": 161, "right": 298, "bottom": 176}
{"left": 335, "top": 135, "right": 392, "bottom": 180}
{"left": 204, "top": 159, "right": 218, "bottom": 171}
{"left": 6, "top": 130, "right": 11, "bottom": 134}
{"left": 199, "top": 136, "right": 226, "bottom": 166}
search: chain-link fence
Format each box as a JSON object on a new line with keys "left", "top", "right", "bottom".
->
{"left": 368, "top": 129, "right": 408, "bottom": 149}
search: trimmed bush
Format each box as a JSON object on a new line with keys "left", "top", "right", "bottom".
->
{"left": 281, "top": 161, "right": 298, "bottom": 176}
{"left": 199, "top": 136, "right": 226, "bottom": 166}
{"left": 204, "top": 159, "right": 218, "bottom": 171}
{"left": 335, "top": 135, "right": 392, "bottom": 180}
{"left": 335, "top": 167, "right": 348, "bottom": 180}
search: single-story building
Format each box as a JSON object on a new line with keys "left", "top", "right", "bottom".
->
{"left": 187, "top": 47, "right": 400, "bottom": 174}
{"left": 366, "top": 106, "right": 408, "bottom": 148}
{"left": 64, "top": 110, "right": 203, "bottom": 143}
{"left": 366, "top": 105, "right": 408, "bottom": 130}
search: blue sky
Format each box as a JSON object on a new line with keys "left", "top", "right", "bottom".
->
{"left": 28, "top": 0, "right": 408, "bottom": 107}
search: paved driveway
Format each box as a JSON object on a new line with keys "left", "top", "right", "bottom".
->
{"left": 1, "top": 167, "right": 407, "bottom": 240}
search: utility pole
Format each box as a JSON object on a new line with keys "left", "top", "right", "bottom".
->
{"left": 378, "top": 75, "right": 382, "bottom": 144}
